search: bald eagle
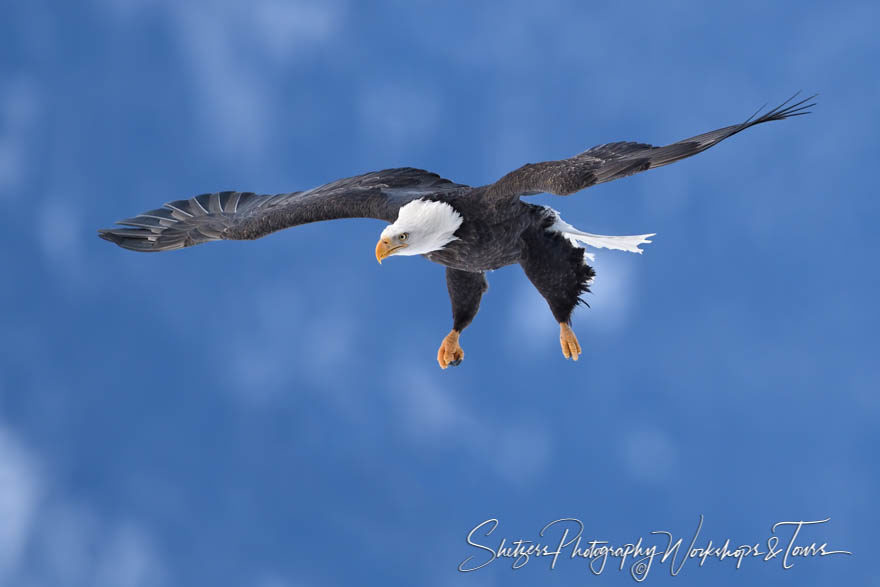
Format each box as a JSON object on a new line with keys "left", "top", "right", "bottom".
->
{"left": 99, "top": 95, "right": 813, "bottom": 368}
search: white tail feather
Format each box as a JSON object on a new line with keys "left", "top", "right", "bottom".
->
{"left": 544, "top": 207, "right": 655, "bottom": 261}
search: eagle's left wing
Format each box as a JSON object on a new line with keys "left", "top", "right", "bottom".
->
{"left": 487, "top": 94, "right": 815, "bottom": 200}
{"left": 99, "top": 167, "right": 468, "bottom": 252}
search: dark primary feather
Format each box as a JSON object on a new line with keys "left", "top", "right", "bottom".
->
{"left": 98, "top": 168, "right": 468, "bottom": 252}
{"left": 488, "top": 93, "right": 816, "bottom": 199}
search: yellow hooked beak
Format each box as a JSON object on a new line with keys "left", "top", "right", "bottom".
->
{"left": 375, "top": 238, "right": 407, "bottom": 264}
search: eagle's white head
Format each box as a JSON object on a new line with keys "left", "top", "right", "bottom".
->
{"left": 375, "top": 199, "right": 463, "bottom": 263}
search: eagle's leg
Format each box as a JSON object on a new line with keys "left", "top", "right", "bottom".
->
{"left": 518, "top": 228, "right": 595, "bottom": 362}
{"left": 438, "top": 268, "right": 488, "bottom": 369}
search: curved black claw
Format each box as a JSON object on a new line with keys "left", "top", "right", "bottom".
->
{"left": 449, "top": 358, "right": 463, "bottom": 367}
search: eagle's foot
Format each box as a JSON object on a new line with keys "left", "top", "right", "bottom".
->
{"left": 559, "top": 323, "right": 582, "bottom": 361}
{"left": 437, "top": 330, "right": 464, "bottom": 369}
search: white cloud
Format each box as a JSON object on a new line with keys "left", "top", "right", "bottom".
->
{"left": 388, "top": 368, "right": 553, "bottom": 483}
{"left": 390, "top": 370, "right": 469, "bottom": 442}
{"left": 171, "top": 4, "right": 274, "bottom": 159}
{"left": 251, "top": 0, "right": 342, "bottom": 60}
{"left": 225, "top": 279, "right": 361, "bottom": 406}
{"left": 489, "top": 422, "right": 553, "bottom": 483}
{"left": 252, "top": 576, "right": 290, "bottom": 587}
{"left": 228, "top": 287, "right": 306, "bottom": 402}
{"left": 0, "top": 427, "right": 43, "bottom": 579}
{"left": 37, "top": 504, "right": 97, "bottom": 583}
{"left": 619, "top": 424, "right": 678, "bottom": 485}
{"left": 160, "top": 0, "right": 345, "bottom": 159}
{"left": 227, "top": 283, "right": 306, "bottom": 400}
{"left": 0, "top": 139, "right": 26, "bottom": 197}
{"left": 481, "top": 93, "right": 546, "bottom": 182}
{"left": 93, "top": 523, "right": 166, "bottom": 587}
{"left": 0, "top": 424, "right": 166, "bottom": 587}
{"left": 0, "top": 77, "right": 40, "bottom": 199}
{"left": 252, "top": 572, "right": 315, "bottom": 587}
{"left": 30, "top": 506, "right": 167, "bottom": 587}
{"left": 507, "top": 282, "right": 556, "bottom": 355}
{"left": 357, "top": 83, "right": 441, "bottom": 156}
{"left": 91, "top": 0, "right": 160, "bottom": 22}
{"left": 581, "top": 253, "right": 638, "bottom": 333}
{"left": 415, "top": 0, "right": 586, "bottom": 71}
{"left": 37, "top": 196, "right": 89, "bottom": 289}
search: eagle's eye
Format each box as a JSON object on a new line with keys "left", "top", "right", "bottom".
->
{"left": 399, "top": 232, "right": 408, "bottom": 241}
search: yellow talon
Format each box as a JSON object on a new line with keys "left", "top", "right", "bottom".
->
{"left": 559, "top": 323, "right": 582, "bottom": 361}
{"left": 437, "top": 330, "right": 464, "bottom": 369}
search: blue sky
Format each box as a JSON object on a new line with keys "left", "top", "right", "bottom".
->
{"left": 1, "top": 1, "right": 878, "bottom": 585}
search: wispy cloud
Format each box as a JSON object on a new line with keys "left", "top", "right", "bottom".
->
{"left": 91, "top": 0, "right": 160, "bottom": 22}
{"left": 0, "top": 424, "right": 167, "bottom": 587}
{"left": 93, "top": 523, "right": 166, "bottom": 587}
{"left": 224, "top": 278, "right": 361, "bottom": 405}
{"left": 251, "top": 574, "right": 298, "bottom": 587}
{"left": 357, "top": 82, "right": 442, "bottom": 157}
{"left": 37, "top": 195, "right": 90, "bottom": 289}
{"left": 251, "top": 0, "right": 342, "bottom": 61}
{"left": 0, "top": 426, "right": 43, "bottom": 580}
{"left": 388, "top": 367, "right": 553, "bottom": 483}
{"left": 506, "top": 281, "right": 557, "bottom": 356}
{"left": 619, "top": 424, "right": 679, "bottom": 485}
{"left": 0, "top": 76, "right": 40, "bottom": 199}
{"left": 166, "top": 0, "right": 346, "bottom": 160}
{"left": 90, "top": 0, "right": 348, "bottom": 160}
{"left": 580, "top": 253, "right": 640, "bottom": 333}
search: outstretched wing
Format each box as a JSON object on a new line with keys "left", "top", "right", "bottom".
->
{"left": 98, "top": 167, "right": 468, "bottom": 252}
{"left": 488, "top": 94, "right": 815, "bottom": 199}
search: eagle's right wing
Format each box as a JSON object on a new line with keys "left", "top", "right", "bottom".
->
{"left": 487, "top": 94, "right": 815, "bottom": 200}
{"left": 98, "top": 167, "right": 468, "bottom": 252}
